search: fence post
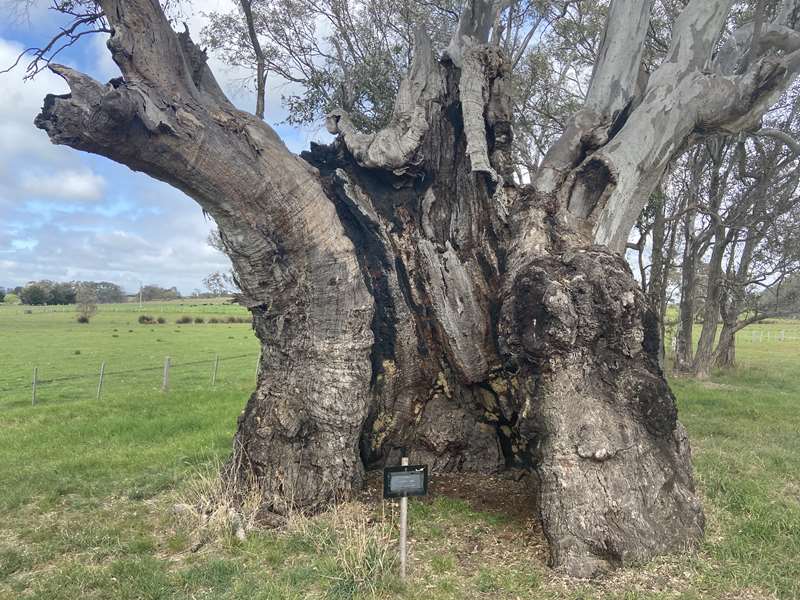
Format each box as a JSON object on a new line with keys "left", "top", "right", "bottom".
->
{"left": 96, "top": 361, "right": 106, "bottom": 400}
{"left": 211, "top": 355, "right": 219, "bottom": 386}
{"left": 32, "top": 367, "right": 38, "bottom": 406}
{"left": 162, "top": 357, "right": 171, "bottom": 391}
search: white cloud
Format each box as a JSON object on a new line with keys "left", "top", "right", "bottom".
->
{"left": 0, "top": 39, "right": 69, "bottom": 154}
{"left": 20, "top": 168, "right": 107, "bottom": 201}
{"left": 89, "top": 33, "right": 121, "bottom": 81}
{"left": 0, "top": 198, "right": 231, "bottom": 293}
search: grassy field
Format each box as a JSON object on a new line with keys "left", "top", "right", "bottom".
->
{"left": 0, "top": 299, "right": 258, "bottom": 406}
{"left": 0, "top": 305, "right": 798, "bottom": 599}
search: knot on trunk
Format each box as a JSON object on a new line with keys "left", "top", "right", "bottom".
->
{"left": 501, "top": 247, "right": 644, "bottom": 368}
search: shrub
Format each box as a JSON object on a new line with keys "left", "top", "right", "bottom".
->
{"left": 138, "top": 315, "right": 155, "bottom": 324}
{"left": 209, "top": 317, "right": 220, "bottom": 324}
{"left": 157, "top": 317, "right": 166, "bottom": 324}
{"left": 176, "top": 315, "right": 193, "bottom": 324}
{"left": 76, "top": 315, "right": 90, "bottom": 323}
{"left": 76, "top": 282, "right": 97, "bottom": 321}
{"left": 194, "top": 317, "right": 205, "bottom": 324}
{"left": 226, "top": 316, "right": 238, "bottom": 323}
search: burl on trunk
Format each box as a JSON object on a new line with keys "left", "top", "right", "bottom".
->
{"left": 244, "top": 47, "right": 705, "bottom": 570}
{"left": 35, "top": 0, "right": 800, "bottom": 579}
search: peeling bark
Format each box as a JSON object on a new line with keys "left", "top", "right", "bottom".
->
{"left": 567, "top": 0, "right": 800, "bottom": 252}
{"left": 34, "top": 0, "right": 800, "bottom": 579}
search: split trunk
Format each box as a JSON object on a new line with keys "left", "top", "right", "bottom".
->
{"left": 57, "top": 0, "right": 800, "bottom": 578}
{"left": 224, "top": 48, "right": 704, "bottom": 577}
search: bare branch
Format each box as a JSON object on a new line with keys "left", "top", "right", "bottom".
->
{"left": 445, "top": 0, "right": 499, "bottom": 66}
{"left": 754, "top": 127, "right": 800, "bottom": 154}
{"left": 1, "top": 8, "right": 108, "bottom": 79}
{"left": 666, "top": 0, "right": 735, "bottom": 71}
{"left": 584, "top": 0, "right": 654, "bottom": 120}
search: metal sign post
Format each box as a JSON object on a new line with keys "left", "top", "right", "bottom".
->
{"left": 399, "top": 456, "right": 408, "bottom": 580}
{"left": 383, "top": 454, "right": 428, "bottom": 581}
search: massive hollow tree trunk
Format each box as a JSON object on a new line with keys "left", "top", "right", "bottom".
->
{"left": 34, "top": 0, "right": 800, "bottom": 579}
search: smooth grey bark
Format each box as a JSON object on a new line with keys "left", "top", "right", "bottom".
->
{"left": 645, "top": 190, "right": 680, "bottom": 369}
{"left": 558, "top": 0, "right": 800, "bottom": 253}
{"left": 239, "top": 0, "right": 267, "bottom": 119}
{"left": 692, "top": 142, "right": 731, "bottom": 378}
{"left": 33, "top": 0, "right": 800, "bottom": 579}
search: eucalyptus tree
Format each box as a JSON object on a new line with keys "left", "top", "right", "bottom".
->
{"left": 681, "top": 116, "right": 800, "bottom": 375}
{"left": 201, "top": 0, "right": 462, "bottom": 130}
{"left": 18, "top": 0, "right": 800, "bottom": 577}
{"left": 653, "top": 84, "right": 800, "bottom": 376}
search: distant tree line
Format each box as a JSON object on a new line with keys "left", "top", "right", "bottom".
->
{"left": 7, "top": 281, "right": 126, "bottom": 306}
{"left": 2, "top": 279, "right": 239, "bottom": 305}
{"left": 138, "top": 284, "right": 181, "bottom": 302}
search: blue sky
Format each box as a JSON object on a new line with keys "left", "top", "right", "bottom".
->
{"left": 0, "top": 0, "right": 328, "bottom": 295}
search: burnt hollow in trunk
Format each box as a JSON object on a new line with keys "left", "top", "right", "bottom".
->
{"left": 229, "top": 51, "right": 704, "bottom": 577}
{"left": 51, "top": 0, "right": 800, "bottom": 578}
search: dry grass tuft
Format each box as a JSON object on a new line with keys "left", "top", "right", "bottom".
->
{"left": 171, "top": 458, "right": 262, "bottom": 550}
{"left": 173, "top": 464, "right": 400, "bottom": 598}
{"left": 286, "top": 501, "right": 399, "bottom": 598}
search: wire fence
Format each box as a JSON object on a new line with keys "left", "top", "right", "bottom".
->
{"left": 663, "top": 328, "right": 800, "bottom": 352}
{"left": 743, "top": 329, "right": 800, "bottom": 343}
{"left": 0, "top": 352, "right": 260, "bottom": 407}
{"left": 1, "top": 303, "right": 249, "bottom": 315}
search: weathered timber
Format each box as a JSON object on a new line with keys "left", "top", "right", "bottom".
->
{"left": 34, "top": 0, "right": 800, "bottom": 578}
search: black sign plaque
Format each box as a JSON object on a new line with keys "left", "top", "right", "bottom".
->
{"left": 383, "top": 465, "right": 428, "bottom": 499}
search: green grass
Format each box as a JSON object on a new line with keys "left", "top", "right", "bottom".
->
{"left": 0, "top": 306, "right": 798, "bottom": 599}
{"left": 0, "top": 299, "right": 258, "bottom": 406}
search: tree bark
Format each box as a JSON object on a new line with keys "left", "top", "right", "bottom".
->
{"left": 34, "top": 0, "right": 800, "bottom": 579}
{"left": 675, "top": 205, "right": 698, "bottom": 372}
{"left": 692, "top": 143, "right": 730, "bottom": 378}
{"left": 646, "top": 189, "right": 679, "bottom": 369}
{"left": 714, "top": 322, "right": 737, "bottom": 368}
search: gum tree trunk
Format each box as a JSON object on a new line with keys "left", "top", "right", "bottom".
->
{"left": 34, "top": 0, "right": 800, "bottom": 578}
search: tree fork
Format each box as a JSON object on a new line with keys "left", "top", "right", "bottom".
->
{"left": 35, "top": 0, "right": 800, "bottom": 580}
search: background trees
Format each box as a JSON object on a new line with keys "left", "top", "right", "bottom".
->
{"left": 14, "top": 281, "right": 132, "bottom": 305}
{"left": 19, "top": 281, "right": 76, "bottom": 306}
{"left": 76, "top": 282, "right": 98, "bottom": 322}
{"left": 140, "top": 285, "right": 181, "bottom": 302}
{"left": 628, "top": 82, "right": 800, "bottom": 376}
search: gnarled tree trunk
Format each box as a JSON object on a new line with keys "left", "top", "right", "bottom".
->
{"left": 34, "top": 0, "right": 800, "bottom": 578}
